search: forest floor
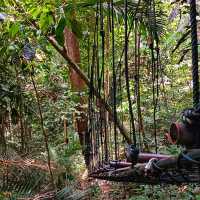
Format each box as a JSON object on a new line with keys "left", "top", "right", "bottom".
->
{"left": 76, "top": 169, "right": 200, "bottom": 200}
{"left": 74, "top": 168, "right": 138, "bottom": 199}
{"left": 79, "top": 176, "right": 140, "bottom": 200}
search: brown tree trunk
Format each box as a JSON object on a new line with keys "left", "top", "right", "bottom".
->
{"left": 64, "top": 28, "right": 90, "bottom": 165}
{"left": 0, "top": 115, "right": 6, "bottom": 153}
{"left": 64, "top": 28, "right": 86, "bottom": 91}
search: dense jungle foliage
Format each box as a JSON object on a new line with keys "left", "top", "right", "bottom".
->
{"left": 0, "top": 0, "right": 200, "bottom": 199}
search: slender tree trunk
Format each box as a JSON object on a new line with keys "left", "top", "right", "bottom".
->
{"left": 19, "top": 103, "right": 25, "bottom": 152}
{"left": 0, "top": 116, "right": 6, "bottom": 153}
{"left": 31, "top": 74, "right": 55, "bottom": 189}
{"left": 64, "top": 118, "right": 68, "bottom": 144}
{"left": 64, "top": 28, "right": 91, "bottom": 165}
{"left": 15, "top": 67, "right": 25, "bottom": 152}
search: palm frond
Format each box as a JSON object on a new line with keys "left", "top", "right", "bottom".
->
{"left": 63, "top": 0, "right": 166, "bottom": 39}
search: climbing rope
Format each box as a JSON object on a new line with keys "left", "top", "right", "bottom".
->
{"left": 124, "top": 0, "right": 137, "bottom": 146}
{"left": 190, "top": 0, "right": 199, "bottom": 107}
{"left": 147, "top": 0, "right": 160, "bottom": 153}
{"left": 111, "top": 0, "right": 118, "bottom": 160}
{"left": 99, "top": 0, "right": 105, "bottom": 165}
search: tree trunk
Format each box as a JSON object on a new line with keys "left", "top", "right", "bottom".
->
{"left": 64, "top": 28, "right": 86, "bottom": 91}
{"left": 0, "top": 115, "right": 6, "bottom": 153}
{"left": 64, "top": 28, "right": 91, "bottom": 166}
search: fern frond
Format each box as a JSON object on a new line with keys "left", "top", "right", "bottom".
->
{"left": 0, "top": 147, "right": 56, "bottom": 199}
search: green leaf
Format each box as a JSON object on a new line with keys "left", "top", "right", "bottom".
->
{"left": 0, "top": 0, "right": 5, "bottom": 8}
{"left": 0, "top": 47, "right": 7, "bottom": 56}
{"left": 29, "top": 7, "right": 41, "bottom": 20}
{"left": 7, "top": 44, "right": 18, "bottom": 54}
{"left": 196, "top": 195, "right": 200, "bottom": 200}
{"left": 55, "top": 17, "right": 66, "bottom": 46}
{"left": 64, "top": 4, "right": 82, "bottom": 38}
{"left": 140, "top": 22, "right": 148, "bottom": 38}
{"left": 9, "top": 23, "right": 20, "bottom": 38}
{"left": 70, "top": 19, "right": 83, "bottom": 39}
{"left": 39, "top": 12, "right": 53, "bottom": 32}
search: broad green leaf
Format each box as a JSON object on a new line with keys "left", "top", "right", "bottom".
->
{"left": 9, "top": 23, "right": 20, "bottom": 38}
{"left": 55, "top": 17, "right": 66, "bottom": 46}
{"left": 63, "top": 4, "right": 83, "bottom": 38}
{"left": 29, "top": 7, "right": 42, "bottom": 19}
{"left": 39, "top": 12, "right": 54, "bottom": 32}
{"left": 64, "top": 6, "right": 73, "bottom": 30}
{"left": 140, "top": 22, "right": 148, "bottom": 38}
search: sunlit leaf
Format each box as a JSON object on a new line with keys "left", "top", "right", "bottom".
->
{"left": 9, "top": 23, "right": 20, "bottom": 38}
{"left": 29, "top": 7, "right": 42, "bottom": 20}
{"left": 39, "top": 12, "right": 54, "bottom": 32}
